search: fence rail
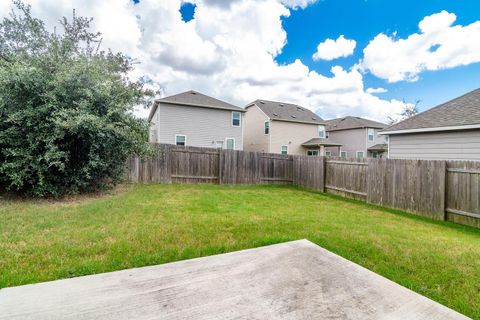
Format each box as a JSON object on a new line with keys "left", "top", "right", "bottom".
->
{"left": 126, "top": 144, "right": 480, "bottom": 229}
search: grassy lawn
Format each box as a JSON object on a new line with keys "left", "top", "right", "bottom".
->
{"left": 1, "top": 184, "right": 479, "bottom": 318}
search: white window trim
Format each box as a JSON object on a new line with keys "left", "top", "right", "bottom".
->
{"left": 281, "top": 145, "right": 288, "bottom": 155}
{"left": 225, "top": 137, "right": 235, "bottom": 150}
{"left": 367, "top": 128, "right": 374, "bottom": 142}
{"left": 231, "top": 111, "right": 241, "bottom": 127}
{"left": 325, "top": 151, "right": 331, "bottom": 156}
{"left": 175, "top": 134, "right": 187, "bottom": 146}
{"left": 318, "top": 125, "right": 326, "bottom": 138}
{"left": 264, "top": 120, "right": 270, "bottom": 135}
{"left": 356, "top": 150, "right": 365, "bottom": 158}
{"left": 340, "top": 150, "right": 347, "bottom": 158}
{"left": 307, "top": 149, "right": 320, "bottom": 156}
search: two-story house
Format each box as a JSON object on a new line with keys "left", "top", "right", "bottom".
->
{"left": 148, "top": 90, "right": 245, "bottom": 150}
{"left": 243, "top": 100, "right": 342, "bottom": 155}
{"left": 325, "top": 116, "right": 388, "bottom": 158}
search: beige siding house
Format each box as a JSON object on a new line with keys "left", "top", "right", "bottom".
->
{"left": 325, "top": 117, "right": 388, "bottom": 158}
{"left": 243, "top": 100, "right": 341, "bottom": 155}
{"left": 148, "top": 90, "right": 245, "bottom": 150}
{"left": 326, "top": 116, "right": 388, "bottom": 158}
{"left": 381, "top": 88, "right": 480, "bottom": 160}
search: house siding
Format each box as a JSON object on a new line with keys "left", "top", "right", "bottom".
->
{"left": 326, "top": 128, "right": 387, "bottom": 157}
{"left": 388, "top": 129, "right": 480, "bottom": 160}
{"left": 152, "top": 103, "right": 243, "bottom": 149}
{"left": 243, "top": 105, "right": 270, "bottom": 152}
{"left": 270, "top": 120, "right": 318, "bottom": 155}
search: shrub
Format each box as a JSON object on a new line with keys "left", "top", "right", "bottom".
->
{"left": 0, "top": 1, "right": 152, "bottom": 196}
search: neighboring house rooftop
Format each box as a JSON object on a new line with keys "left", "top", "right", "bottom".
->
{"left": 301, "top": 138, "right": 342, "bottom": 147}
{"left": 246, "top": 99, "right": 324, "bottom": 125}
{"left": 368, "top": 143, "right": 388, "bottom": 152}
{"left": 148, "top": 90, "right": 244, "bottom": 121}
{"left": 382, "top": 88, "right": 480, "bottom": 134}
{"left": 325, "top": 116, "right": 387, "bottom": 132}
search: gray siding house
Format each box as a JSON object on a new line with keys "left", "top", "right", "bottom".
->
{"left": 243, "top": 100, "right": 341, "bottom": 156}
{"left": 381, "top": 88, "right": 480, "bottom": 160}
{"left": 148, "top": 90, "right": 245, "bottom": 150}
{"left": 325, "top": 116, "right": 388, "bottom": 158}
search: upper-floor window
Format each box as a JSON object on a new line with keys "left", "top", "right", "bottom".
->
{"left": 281, "top": 145, "right": 288, "bottom": 155}
{"left": 175, "top": 134, "right": 186, "bottom": 146}
{"left": 226, "top": 138, "right": 235, "bottom": 150}
{"left": 232, "top": 111, "right": 241, "bottom": 127}
{"left": 367, "top": 128, "right": 375, "bottom": 142}
{"left": 264, "top": 121, "right": 270, "bottom": 134}
{"left": 318, "top": 125, "right": 326, "bottom": 138}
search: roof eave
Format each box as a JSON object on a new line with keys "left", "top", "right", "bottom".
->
{"left": 380, "top": 123, "right": 480, "bottom": 135}
{"left": 271, "top": 118, "right": 326, "bottom": 125}
{"left": 155, "top": 100, "right": 245, "bottom": 112}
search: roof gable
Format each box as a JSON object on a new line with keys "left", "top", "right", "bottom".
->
{"left": 325, "top": 116, "right": 386, "bottom": 131}
{"left": 383, "top": 88, "right": 480, "bottom": 133}
{"left": 247, "top": 99, "right": 324, "bottom": 125}
{"left": 148, "top": 90, "right": 243, "bottom": 121}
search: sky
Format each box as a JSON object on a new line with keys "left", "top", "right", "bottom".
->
{"left": 2, "top": 0, "right": 480, "bottom": 122}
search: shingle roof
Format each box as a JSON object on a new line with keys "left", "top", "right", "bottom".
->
{"left": 247, "top": 99, "right": 324, "bottom": 125}
{"left": 148, "top": 90, "right": 243, "bottom": 121}
{"left": 302, "top": 138, "right": 342, "bottom": 147}
{"left": 325, "top": 116, "right": 387, "bottom": 132}
{"left": 382, "top": 88, "right": 480, "bottom": 133}
{"left": 367, "top": 143, "right": 388, "bottom": 151}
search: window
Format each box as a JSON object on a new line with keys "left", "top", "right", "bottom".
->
{"left": 264, "top": 121, "right": 270, "bottom": 134}
{"left": 232, "top": 111, "right": 241, "bottom": 127}
{"left": 356, "top": 151, "right": 365, "bottom": 158}
{"left": 225, "top": 138, "right": 235, "bottom": 150}
{"left": 281, "top": 145, "right": 288, "bottom": 155}
{"left": 367, "top": 128, "right": 374, "bottom": 142}
{"left": 318, "top": 125, "right": 326, "bottom": 138}
{"left": 372, "top": 151, "right": 378, "bottom": 158}
{"left": 175, "top": 134, "right": 186, "bottom": 146}
{"left": 340, "top": 151, "right": 347, "bottom": 158}
{"left": 325, "top": 151, "right": 331, "bottom": 156}
{"left": 307, "top": 150, "right": 319, "bottom": 156}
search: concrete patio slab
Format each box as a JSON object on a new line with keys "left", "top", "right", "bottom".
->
{"left": 0, "top": 239, "right": 469, "bottom": 320}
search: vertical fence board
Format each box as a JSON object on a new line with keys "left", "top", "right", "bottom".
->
{"left": 445, "top": 161, "right": 480, "bottom": 227}
{"left": 367, "top": 158, "right": 445, "bottom": 220}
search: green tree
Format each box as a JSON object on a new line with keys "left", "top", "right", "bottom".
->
{"left": 0, "top": 1, "right": 152, "bottom": 196}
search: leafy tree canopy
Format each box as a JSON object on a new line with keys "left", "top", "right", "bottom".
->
{"left": 0, "top": 1, "right": 153, "bottom": 196}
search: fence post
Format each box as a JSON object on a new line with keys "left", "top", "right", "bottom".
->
{"left": 218, "top": 149, "right": 223, "bottom": 184}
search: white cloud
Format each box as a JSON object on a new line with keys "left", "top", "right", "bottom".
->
{"left": 361, "top": 10, "right": 480, "bottom": 82}
{"left": 366, "top": 87, "right": 387, "bottom": 94}
{"left": 1, "top": 0, "right": 407, "bottom": 122}
{"left": 312, "top": 35, "right": 356, "bottom": 61}
{"left": 280, "top": 0, "right": 318, "bottom": 9}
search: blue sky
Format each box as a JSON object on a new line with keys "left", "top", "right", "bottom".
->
{"left": 275, "top": 0, "right": 480, "bottom": 112}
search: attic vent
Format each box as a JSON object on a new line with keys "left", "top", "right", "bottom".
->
{"left": 312, "top": 117, "right": 316, "bottom": 120}
{"left": 279, "top": 103, "right": 284, "bottom": 107}
{"left": 291, "top": 115, "right": 296, "bottom": 118}
{"left": 297, "top": 107, "right": 303, "bottom": 111}
{"left": 190, "top": 91, "right": 197, "bottom": 95}
{"left": 273, "top": 113, "right": 279, "bottom": 116}
{"left": 259, "top": 100, "right": 265, "bottom": 104}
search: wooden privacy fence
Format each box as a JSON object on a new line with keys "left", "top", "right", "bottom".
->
{"left": 126, "top": 144, "right": 480, "bottom": 228}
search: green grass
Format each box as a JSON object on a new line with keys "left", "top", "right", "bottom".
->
{"left": 1, "top": 184, "right": 479, "bottom": 318}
